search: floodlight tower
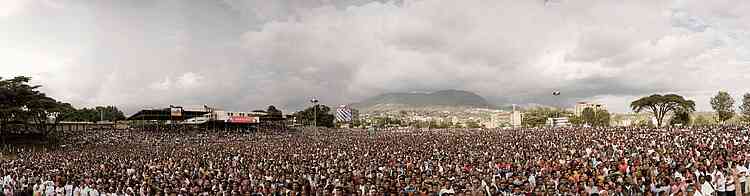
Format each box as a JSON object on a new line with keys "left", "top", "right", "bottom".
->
{"left": 310, "top": 98, "right": 319, "bottom": 127}
{"left": 552, "top": 90, "right": 561, "bottom": 119}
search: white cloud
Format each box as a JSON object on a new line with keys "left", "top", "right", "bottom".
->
{"left": 0, "top": 0, "right": 28, "bottom": 18}
{"left": 149, "top": 77, "right": 172, "bottom": 91}
{"left": 2, "top": 0, "right": 750, "bottom": 114}
{"left": 176, "top": 72, "right": 205, "bottom": 89}
{"left": 238, "top": 0, "right": 750, "bottom": 111}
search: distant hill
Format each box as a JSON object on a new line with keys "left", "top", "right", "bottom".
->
{"left": 350, "top": 90, "right": 493, "bottom": 111}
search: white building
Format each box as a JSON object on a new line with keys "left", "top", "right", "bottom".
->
{"left": 511, "top": 110, "right": 523, "bottom": 128}
{"left": 546, "top": 117, "right": 571, "bottom": 127}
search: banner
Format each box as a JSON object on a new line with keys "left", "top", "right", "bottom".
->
{"left": 228, "top": 116, "right": 259, "bottom": 124}
{"left": 335, "top": 106, "right": 353, "bottom": 123}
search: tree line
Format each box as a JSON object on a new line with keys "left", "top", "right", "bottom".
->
{"left": 629, "top": 91, "right": 750, "bottom": 127}
{"left": 59, "top": 106, "right": 126, "bottom": 123}
{"left": 708, "top": 91, "right": 750, "bottom": 124}
{"left": 6, "top": 75, "right": 750, "bottom": 133}
{"left": 521, "top": 107, "right": 611, "bottom": 127}
{"left": 1, "top": 76, "right": 126, "bottom": 139}
{"left": 1, "top": 76, "right": 73, "bottom": 138}
{"left": 521, "top": 90, "right": 750, "bottom": 128}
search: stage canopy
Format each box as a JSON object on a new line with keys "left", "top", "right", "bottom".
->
{"left": 127, "top": 109, "right": 209, "bottom": 121}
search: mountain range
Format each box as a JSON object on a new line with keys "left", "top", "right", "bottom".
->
{"left": 350, "top": 90, "right": 495, "bottom": 112}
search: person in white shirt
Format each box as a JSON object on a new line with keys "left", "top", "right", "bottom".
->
{"left": 701, "top": 177, "right": 715, "bottom": 196}
{"left": 55, "top": 185, "right": 65, "bottom": 196}
{"left": 64, "top": 183, "right": 74, "bottom": 196}
{"left": 33, "top": 182, "right": 43, "bottom": 196}
{"left": 438, "top": 187, "right": 455, "bottom": 196}
{"left": 81, "top": 185, "right": 91, "bottom": 196}
{"left": 738, "top": 165, "right": 749, "bottom": 195}
{"left": 726, "top": 174, "right": 736, "bottom": 196}
{"left": 89, "top": 188, "right": 99, "bottom": 196}
{"left": 45, "top": 181, "right": 56, "bottom": 196}
{"left": 138, "top": 184, "right": 146, "bottom": 196}
{"left": 714, "top": 170, "right": 727, "bottom": 195}
{"left": 73, "top": 185, "right": 81, "bottom": 196}
{"left": 691, "top": 182, "right": 706, "bottom": 196}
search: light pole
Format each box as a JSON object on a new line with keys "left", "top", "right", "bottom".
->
{"left": 552, "top": 90, "right": 561, "bottom": 123}
{"left": 310, "top": 98, "right": 319, "bottom": 127}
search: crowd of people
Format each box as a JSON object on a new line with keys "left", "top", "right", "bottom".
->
{"left": 1, "top": 126, "right": 750, "bottom": 195}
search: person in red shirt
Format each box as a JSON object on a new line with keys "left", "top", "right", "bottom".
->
{"left": 618, "top": 161, "right": 628, "bottom": 175}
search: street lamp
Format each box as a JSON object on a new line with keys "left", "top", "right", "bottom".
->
{"left": 552, "top": 90, "right": 561, "bottom": 121}
{"left": 310, "top": 98, "right": 319, "bottom": 127}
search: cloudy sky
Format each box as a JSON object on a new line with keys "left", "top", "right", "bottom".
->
{"left": 2, "top": 0, "right": 749, "bottom": 114}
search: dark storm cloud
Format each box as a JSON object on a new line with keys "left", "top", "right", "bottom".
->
{"left": 2, "top": 0, "right": 750, "bottom": 114}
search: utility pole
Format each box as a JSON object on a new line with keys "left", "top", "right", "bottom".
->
{"left": 311, "top": 98, "right": 319, "bottom": 127}
{"left": 553, "top": 90, "right": 562, "bottom": 119}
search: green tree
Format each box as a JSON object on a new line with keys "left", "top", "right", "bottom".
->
{"left": 710, "top": 91, "right": 735, "bottom": 124}
{"left": 98, "top": 106, "right": 126, "bottom": 122}
{"left": 739, "top": 93, "right": 750, "bottom": 124}
{"left": 372, "top": 117, "right": 402, "bottom": 128}
{"left": 693, "top": 114, "right": 716, "bottom": 126}
{"left": 594, "top": 109, "right": 611, "bottom": 127}
{"left": 582, "top": 108, "right": 595, "bottom": 125}
{"left": 669, "top": 109, "right": 691, "bottom": 126}
{"left": 428, "top": 120, "right": 440, "bottom": 129}
{"left": 581, "top": 108, "right": 610, "bottom": 127}
{"left": 631, "top": 94, "right": 695, "bottom": 127}
{"left": 293, "top": 104, "right": 334, "bottom": 127}
{"left": 465, "top": 120, "right": 482, "bottom": 128}
{"left": 0, "top": 76, "right": 37, "bottom": 132}
{"left": 0, "top": 76, "right": 74, "bottom": 141}
{"left": 59, "top": 106, "right": 126, "bottom": 122}
{"left": 350, "top": 118, "right": 362, "bottom": 128}
{"left": 26, "top": 94, "right": 75, "bottom": 134}
{"left": 521, "top": 107, "right": 570, "bottom": 127}
{"left": 568, "top": 115, "right": 584, "bottom": 126}
{"left": 266, "top": 105, "right": 283, "bottom": 116}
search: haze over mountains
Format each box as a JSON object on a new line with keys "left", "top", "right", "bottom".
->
{"left": 350, "top": 90, "right": 498, "bottom": 112}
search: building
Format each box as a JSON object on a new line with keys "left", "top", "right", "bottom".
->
{"left": 126, "top": 105, "right": 288, "bottom": 131}
{"left": 483, "top": 110, "right": 523, "bottom": 129}
{"left": 511, "top": 110, "right": 523, "bottom": 128}
{"left": 574, "top": 102, "right": 607, "bottom": 116}
{"left": 485, "top": 113, "right": 511, "bottom": 128}
{"left": 208, "top": 110, "right": 260, "bottom": 124}
{"left": 510, "top": 104, "right": 523, "bottom": 128}
{"left": 546, "top": 117, "right": 571, "bottom": 127}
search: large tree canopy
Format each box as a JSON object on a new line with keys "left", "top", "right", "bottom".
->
{"left": 293, "top": 104, "right": 334, "bottom": 128}
{"left": 710, "top": 91, "right": 735, "bottom": 124}
{"left": 266, "top": 105, "right": 283, "bottom": 116}
{"left": 669, "top": 108, "right": 692, "bottom": 126}
{"left": 741, "top": 93, "right": 750, "bottom": 124}
{"left": 0, "top": 76, "right": 74, "bottom": 139}
{"left": 581, "top": 108, "right": 610, "bottom": 127}
{"left": 631, "top": 94, "right": 695, "bottom": 127}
